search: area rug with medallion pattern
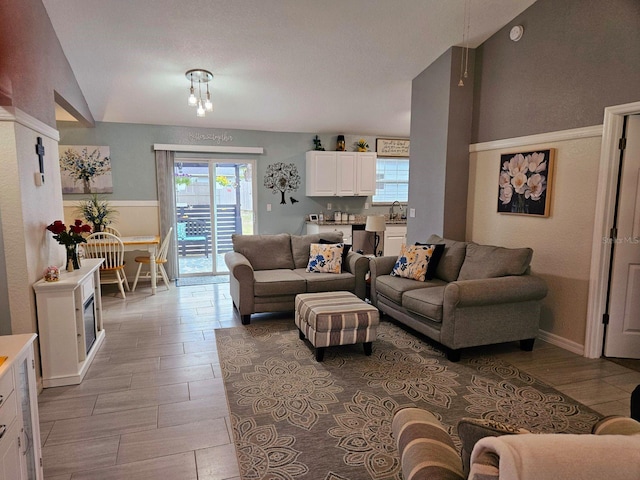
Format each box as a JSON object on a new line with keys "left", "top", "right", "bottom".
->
{"left": 215, "top": 318, "right": 601, "bottom": 480}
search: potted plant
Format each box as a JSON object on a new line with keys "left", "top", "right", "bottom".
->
{"left": 76, "top": 194, "right": 117, "bottom": 232}
{"left": 356, "top": 139, "right": 369, "bottom": 152}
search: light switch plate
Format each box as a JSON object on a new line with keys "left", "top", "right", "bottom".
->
{"left": 267, "top": 203, "right": 272, "bottom": 211}
{"left": 409, "top": 208, "right": 416, "bottom": 218}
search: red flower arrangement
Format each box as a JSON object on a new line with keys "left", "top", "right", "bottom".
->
{"left": 46, "top": 220, "right": 92, "bottom": 246}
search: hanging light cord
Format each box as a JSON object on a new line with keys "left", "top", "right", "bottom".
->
{"left": 459, "top": 0, "right": 471, "bottom": 87}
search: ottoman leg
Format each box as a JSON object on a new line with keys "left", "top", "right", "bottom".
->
{"left": 364, "top": 342, "right": 373, "bottom": 356}
{"left": 315, "top": 347, "right": 325, "bottom": 362}
{"left": 299, "top": 328, "right": 305, "bottom": 340}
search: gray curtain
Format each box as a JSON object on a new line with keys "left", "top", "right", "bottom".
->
{"left": 155, "top": 150, "right": 178, "bottom": 279}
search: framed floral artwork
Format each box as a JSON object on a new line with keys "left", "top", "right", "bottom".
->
{"left": 59, "top": 145, "right": 113, "bottom": 194}
{"left": 497, "top": 149, "right": 555, "bottom": 216}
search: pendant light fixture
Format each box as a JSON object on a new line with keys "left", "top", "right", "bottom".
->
{"left": 185, "top": 69, "right": 214, "bottom": 117}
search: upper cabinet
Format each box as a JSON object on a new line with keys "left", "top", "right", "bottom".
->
{"left": 306, "top": 151, "right": 376, "bottom": 196}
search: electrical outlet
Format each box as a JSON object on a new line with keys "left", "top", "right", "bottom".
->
{"left": 327, "top": 203, "right": 332, "bottom": 210}
{"left": 267, "top": 203, "right": 272, "bottom": 211}
{"left": 364, "top": 203, "right": 369, "bottom": 209}
{"left": 409, "top": 208, "right": 416, "bottom": 218}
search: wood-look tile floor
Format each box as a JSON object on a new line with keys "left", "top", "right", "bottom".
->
{"left": 38, "top": 281, "right": 640, "bottom": 479}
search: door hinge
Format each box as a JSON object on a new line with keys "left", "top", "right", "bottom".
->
{"left": 603, "top": 313, "right": 610, "bottom": 325}
{"left": 40, "top": 457, "right": 43, "bottom": 467}
{"left": 32, "top": 359, "right": 35, "bottom": 369}
{"left": 619, "top": 137, "right": 627, "bottom": 150}
{"left": 610, "top": 227, "right": 617, "bottom": 240}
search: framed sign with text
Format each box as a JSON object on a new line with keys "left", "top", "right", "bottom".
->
{"left": 376, "top": 138, "right": 410, "bottom": 157}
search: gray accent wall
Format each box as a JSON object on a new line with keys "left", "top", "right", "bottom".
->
{"left": 0, "top": 0, "right": 93, "bottom": 127}
{"left": 408, "top": 47, "right": 474, "bottom": 243}
{"left": 472, "top": 0, "right": 640, "bottom": 143}
{"left": 59, "top": 122, "right": 392, "bottom": 235}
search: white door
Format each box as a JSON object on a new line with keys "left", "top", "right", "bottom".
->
{"left": 605, "top": 114, "right": 640, "bottom": 358}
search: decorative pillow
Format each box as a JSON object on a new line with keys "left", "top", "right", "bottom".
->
{"left": 306, "top": 243, "right": 344, "bottom": 274}
{"left": 414, "top": 243, "right": 445, "bottom": 280}
{"left": 319, "top": 238, "right": 352, "bottom": 266}
{"left": 391, "top": 244, "right": 440, "bottom": 282}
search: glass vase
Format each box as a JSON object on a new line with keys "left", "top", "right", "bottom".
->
{"left": 66, "top": 244, "right": 81, "bottom": 272}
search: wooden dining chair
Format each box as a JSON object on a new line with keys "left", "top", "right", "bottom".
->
{"left": 132, "top": 227, "right": 173, "bottom": 292}
{"left": 84, "top": 232, "right": 130, "bottom": 298}
{"left": 104, "top": 225, "right": 122, "bottom": 236}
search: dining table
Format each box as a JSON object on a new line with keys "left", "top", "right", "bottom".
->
{"left": 119, "top": 235, "right": 161, "bottom": 294}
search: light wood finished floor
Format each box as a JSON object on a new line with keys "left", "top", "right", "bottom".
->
{"left": 38, "top": 281, "right": 640, "bottom": 479}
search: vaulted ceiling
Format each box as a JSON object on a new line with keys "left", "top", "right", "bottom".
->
{"left": 44, "top": 0, "right": 537, "bottom": 136}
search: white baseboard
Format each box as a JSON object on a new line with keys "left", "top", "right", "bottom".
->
{"left": 538, "top": 329, "right": 585, "bottom": 356}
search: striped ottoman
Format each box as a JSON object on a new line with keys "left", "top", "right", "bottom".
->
{"left": 295, "top": 291, "right": 379, "bottom": 362}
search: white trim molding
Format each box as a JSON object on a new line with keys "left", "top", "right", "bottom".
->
{"left": 0, "top": 107, "right": 60, "bottom": 141}
{"left": 153, "top": 144, "right": 264, "bottom": 154}
{"left": 63, "top": 200, "right": 159, "bottom": 207}
{"left": 584, "top": 100, "right": 640, "bottom": 359}
{"left": 538, "top": 329, "right": 584, "bottom": 356}
{"left": 469, "top": 125, "right": 603, "bottom": 153}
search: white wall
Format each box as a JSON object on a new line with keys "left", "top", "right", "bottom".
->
{"left": 0, "top": 108, "right": 64, "bottom": 336}
{"left": 467, "top": 127, "right": 602, "bottom": 350}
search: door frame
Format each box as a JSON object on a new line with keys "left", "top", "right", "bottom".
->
{"left": 585, "top": 100, "right": 640, "bottom": 358}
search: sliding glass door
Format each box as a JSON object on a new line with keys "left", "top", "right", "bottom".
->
{"left": 174, "top": 159, "right": 255, "bottom": 276}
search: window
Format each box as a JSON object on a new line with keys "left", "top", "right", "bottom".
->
{"left": 373, "top": 157, "right": 409, "bottom": 203}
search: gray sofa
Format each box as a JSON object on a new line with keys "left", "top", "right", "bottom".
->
{"left": 225, "top": 232, "right": 369, "bottom": 325}
{"left": 369, "top": 234, "right": 548, "bottom": 361}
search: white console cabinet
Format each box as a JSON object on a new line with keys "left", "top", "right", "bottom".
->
{"left": 0, "top": 334, "right": 43, "bottom": 479}
{"left": 33, "top": 259, "right": 105, "bottom": 388}
{"left": 306, "top": 151, "right": 376, "bottom": 196}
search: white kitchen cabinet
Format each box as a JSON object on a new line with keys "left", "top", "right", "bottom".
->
{"left": 306, "top": 151, "right": 376, "bottom": 196}
{"left": 383, "top": 225, "right": 407, "bottom": 257}
{"left": 33, "top": 258, "right": 105, "bottom": 388}
{"left": 0, "top": 334, "right": 43, "bottom": 480}
{"left": 306, "top": 223, "right": 353, "bottom": 244}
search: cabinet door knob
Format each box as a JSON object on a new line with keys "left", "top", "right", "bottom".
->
{"left": 0, "top": 424, "right": 6, "bottom": 439}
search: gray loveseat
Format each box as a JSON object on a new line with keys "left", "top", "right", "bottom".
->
{"left": 225, "top": 232, "right": 368, "bottom": 325}
{"left": 369, "top": 234, "right": 548, "bottom": 361}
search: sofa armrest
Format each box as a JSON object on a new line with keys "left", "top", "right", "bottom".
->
{"left": 225, "top": 251, "right": 254, "bottom": 281}
{"left": 345, "top": 251, "right": 369, "bottom": 300}
{"left": 392, "top": 408, "right": 465, "bottom": 480}
{"left": 369, "top": 256, "right": 398, "bottom": 306}
{"left": 224, "top": 251, "right": 255, "bottom": 316}
{"left": 444, "top": 274, "right": 548, "bottom": 309}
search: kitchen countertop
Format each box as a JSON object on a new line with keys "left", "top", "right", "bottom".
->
{"left": 308, "top": 219, "right": 407, "bottom": 226}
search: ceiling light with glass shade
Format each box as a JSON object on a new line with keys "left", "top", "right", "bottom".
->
{"left": 185, "top": 69, "right": 214, "bottom": 117}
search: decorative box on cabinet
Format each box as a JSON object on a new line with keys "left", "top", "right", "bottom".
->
{"left": 33, "top": 258, "right": 105, "bottom": 388}
{"left": 0, "top": 334, "right": 43, "bottom": 480}
{"left": 306, "top": 223, "right": 353, "bottom": 244}
{"left": 306, "top": 151, "right": 376, "bottom": 196}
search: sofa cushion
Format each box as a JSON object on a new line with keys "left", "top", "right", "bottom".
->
{"left": 426, "top": 234, "right": 467, "bottom": 282}
{"left": 319, "top": 238, "right": 352, "bottom": 266}
{"left": 294, "top": 269, "right": 356, "bottom": 294}
{"left": 291, "top": 232, "right": 343, "bottom": 268}
{"left": 232, "top": 233, "right": 294, "bottom": 271}
{"left": 376, "top": 274, "right": 445, "bottom": 304}
{"left": 414, "top": 243, "right": 445, "bottom": 280}
{"left": 391, "top": 244, "right": 440, "bottom": 282}
{"left": 402, "top": 286, "right": 446, "bottom": 322}
{"left": 306, "top": 243, "right": 344, "bottom": 273}
{"left": 254, "top": 269, "right": 306, "bottom": 296}
{"left": 458, "top": 243, "right": 533, "bottom": 280}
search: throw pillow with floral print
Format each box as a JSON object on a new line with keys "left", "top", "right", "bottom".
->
{"left": 306, "top": 243, "right": 344, "bottom": 274}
